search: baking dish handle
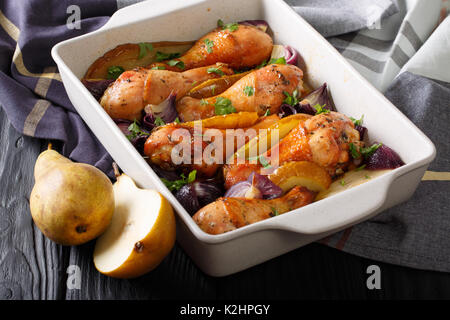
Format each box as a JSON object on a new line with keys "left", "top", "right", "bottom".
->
{"left": 264, "top": 173, "right": 394, "bottom": 235}
{"left": 99, "top": 0, "right": 205, "bottom": 31}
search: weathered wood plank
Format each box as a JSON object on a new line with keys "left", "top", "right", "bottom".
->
{"left": 1, "top": 105, "right": 450, "bottom": 300}
{"left": 0, "top": 107, "right": 68, "bottom": 300}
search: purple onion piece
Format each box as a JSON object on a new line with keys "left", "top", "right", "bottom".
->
{"left": 296, "top": 103, "right": 317, "bottom": 116}
{"left": 284, "top": 46, "right": 299, "bottom": 66}
{"left": 238, "top": 20, "right": 269, "bottom": 32}
{"left": 365, "top": 144, "right": 405, "bottom": 170}
{"left": 224, "top": 181, "right": 255, "bottom": 198}
{"left": 249, "top": 172, "right": 283, "bottom": 199}
{"left": 150, "top": 165, "right": 180, "bottom": 181}
{"left": 278, "top": 104, "right": 297, "bottom": 118}
{"left": 113, "top": 118, "right": 132, "bottom": 135}
{"left": 175, "top": 184, "right": 200, "bottom": 215}
{"left": 300, "top": 83, "right": 336, "bottom": 111}
{"left": 130, "top": 135, "right": 148, "bottom": 155}
{"left": 278, "top": 83, "right": 335, "bottom": 118}
{"left": 142, "top": 113, "right": 156, "bottom": 131}
{"left": 193, "top": 181, "right": 224, "bottom": 207}
{"left": 82, "top": 79, "right": 114, "bottom": 101}
{"left": 145, "top": 93, "right": 179, "bottom": 125}
{"left": 355, "top": 125, "right": 367, "bottom": 141}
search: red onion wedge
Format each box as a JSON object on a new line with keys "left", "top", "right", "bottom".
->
{"left": 278, "top": 83, "right": 336, "bottom": 118}
{"left": 224, "top": 172, "right": 283, "bottom": 199}
{"left": 82, "top": 79, "right": 114, "bottom": 101}
{"left": 365, "top": 144, "right": 405, "bottom": 170}
{"left": 175, "top": 181, "right": 224, "bottom": 215}
{"left": 283, "top": 46, "right": 299, "bottom": 66}
{"left": 239, "top": 20, "right": 269, "bottom": 32}
{"left": 144, "top": 93, "right": 179, "bottom": 125}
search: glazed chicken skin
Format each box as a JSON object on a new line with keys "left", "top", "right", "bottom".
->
{"left": 223, "top": 111, "right": 361, "bottom": 188}
{"left": 177, "top": 64, "right": 304, "bottom": 121}
{"left": 100, "top": 64, "right": 234, "bottom": 121}
{"left": 144, "top": 123, "right": 221, "bottom": 177}
{"left": 143, "top": 122, "right": 264, "bottom": 177}
{"left": 149, "top": 24, "right": 273, "bottom": 71}
{"left": 193, "top": 186, "right": 315, "bottom": 235}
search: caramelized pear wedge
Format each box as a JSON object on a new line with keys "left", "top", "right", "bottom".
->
{"left": 187, "top": 71, "right": 252, "bottom": 99}
{"left": 315, "top": 168, "right": 393, "bottom": 201}
{"left": 183, "top": 112, "right": 259, "bottom": 129}
{"left": 231, "top": 113, "right": 312, "bottom": 162}
{"left": 84, "top": 41, "right": 194, "bottom": 79}
{"left": 268, "top": 161, "right": 331, "bottom": 193}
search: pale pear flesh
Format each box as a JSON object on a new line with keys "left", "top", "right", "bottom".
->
{"left": 93, "top": 174, "right": 165, "bottom": 274}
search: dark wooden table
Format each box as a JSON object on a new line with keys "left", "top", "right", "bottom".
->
{"left": 1, "top": 107, "right": 449, "bottom": 300}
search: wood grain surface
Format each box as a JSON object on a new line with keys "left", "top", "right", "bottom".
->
{"left": 1, "top": 107, "right": 449, "bottom": 300}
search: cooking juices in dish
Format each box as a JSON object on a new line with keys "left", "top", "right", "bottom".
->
{"left": 82, "top": 20, "right": 405, "bottom": 235}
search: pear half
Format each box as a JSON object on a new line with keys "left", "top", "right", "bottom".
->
{"left": 93, "top": 174, "right": 176, "bottom": 278}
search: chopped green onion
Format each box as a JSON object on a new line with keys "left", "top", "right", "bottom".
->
{"left": 107, "top": 66, "right": 125, "bottom": 80}
{"left": 138, "top": 42, "right": 154, "bottom": 59}
{"left": 167, "top": 59, "right": 185, "bottom": 69}
{"left": 154, "top": 117, "right": 166, "bottom": 126}
{"left": 214, "top": 97, "right": 236, "bottom": 115}
{"left": 243, "top": 86, "right": 254, "bottom": 97}
{"left": 207, "top": 66, "right": 225, "bottom": 76}
{"left": 204, "top": 38, "right": 214, "bottom": 54}
{"left": 156, "top": 51, "right": 181, "bottom": 62}
{"left": 313, "top": 104, "right": 330, "bottom": 115}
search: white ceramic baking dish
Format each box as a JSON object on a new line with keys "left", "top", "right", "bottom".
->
{"left": 51, "top": 0, "right": 436, "bottom": 276}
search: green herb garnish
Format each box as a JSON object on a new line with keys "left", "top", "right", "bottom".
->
{"left": 200, "top": 99, "right": 209, "bottom": 106}
{"left": 154, "top": 117, "right": 166, "bottom": 126}
{"left": 138, "top": 42, "right": 154, "bottom": 59}
{"left": 107, "top": 66, "right": 125, "bottom": 80}
{"left": 243, "top": 86, "right": 254, "bottom": 97}
{"left": 355, "top": 164, "right": 366, "bottom": 171}
{"left": 340, "top": 180, "right": 346, "bottom": 186}
{"left": 156, "top": 51, "right": 181, "bottom": 62}
{"left": 211, "top": 85, "right": 216, "bottom": 95}
{"left": 214, "top": 97, "right": 236, "bottom": 115}
{"left": 207, "top": 66, "right": 225, "bottom": 76}
{"left": 268, "top": 56, "right": 287, "bottom": 65}
{"left": 167, "top": 59, "right": 185, "bottom": 70}
{"left": 204, "top": 38, "right": 214, "bottom": 53}
{"left": 151, "top": 66, "right": 166, "bottom": 70}
{"left": 283, "top": 89, "right": 299, "bottom": 106}
{"left": 350, "top": 115, "right": 364, "bottom": 126}
{"left": 223, "top": 22, "right": 239, "bottom": 32}
{"left": 126, "top": 120, "right": 149, "bottom": 141}
{"left": 349, "top": 143, "right": 382, "bottom": 159}
{"left": 161, "top": 170, "right": 197, "bottom": 192}
{"left": 349, "top": 143, "right": 361, "bottom": 159}
{"left": 217, "top": 19, "right": 224, "bottom": 28}
{"left": 360, "top": 143, "right": 382, "bottom": 157}
{"left": 174, "top": 117, "right": 181, "bottom": 124}
{"left": 271, "top": 207, "right": 279, "bottom": 216}
{"left": 264, "top": 109, "right": 271, "bottom": 116}
{"left": 313, "top": 104, "right": 330, "bottom": 115}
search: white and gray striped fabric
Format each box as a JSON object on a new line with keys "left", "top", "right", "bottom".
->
{"left": 289, "top": 0, "right": 443, "bottom": 91}
{"left": 286, "top": 0, "right": 450, "bottom": 272}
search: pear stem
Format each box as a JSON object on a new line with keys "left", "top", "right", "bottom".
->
{"left": 48, "top": 142, "right": 52, "bottom": 150}
{"left": 112, "top": 162, "right": 121, "bottom": 178}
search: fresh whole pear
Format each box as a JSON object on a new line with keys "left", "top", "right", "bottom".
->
{"left": 30, "top": 145, "right": 114, "bottom": 245}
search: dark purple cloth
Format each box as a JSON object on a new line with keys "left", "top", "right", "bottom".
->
{"left": 0, "top": 0, "right": 117, "bottom": 176}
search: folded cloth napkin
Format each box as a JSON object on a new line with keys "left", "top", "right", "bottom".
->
{"left": 0, "top": 0, "right": 449, "bottom": 272}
